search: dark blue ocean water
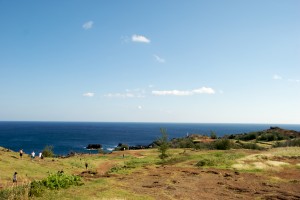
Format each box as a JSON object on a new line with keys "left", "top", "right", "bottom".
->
{"left": 0, "top": 122, "right": 299, "bottom": 155}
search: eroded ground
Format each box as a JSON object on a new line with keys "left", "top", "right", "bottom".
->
{"left": 82, "top": 149, "right": 300, "bottom": 200}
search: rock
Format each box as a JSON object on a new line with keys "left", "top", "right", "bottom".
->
{"left": 86, "top": 144, "right": 102, "bottom": 149}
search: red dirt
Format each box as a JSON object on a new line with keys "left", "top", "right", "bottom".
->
{"left": 113, "top": 166, "right": 300, "bottom": 200}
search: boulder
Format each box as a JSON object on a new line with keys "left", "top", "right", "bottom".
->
{"left": 86, "top": 144, "right": 102, "bottom": 149}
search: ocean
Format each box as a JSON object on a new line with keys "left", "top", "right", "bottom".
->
{"left": 0, "top": 122, "right": 300, "bottom": 155}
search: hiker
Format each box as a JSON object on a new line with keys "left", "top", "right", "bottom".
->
{"left": 19, "top": 149, "right": 23, "bottom": 159}
{"left": 31, "top": 151, "right": 35, "bottom": 160}
{"left": 85, "top": 162, "right": 88, "bottom": 170}
{"left": 13, "top": 172, "right": 17, "bottom": 184}
{"left": 39, "top": 152, "right": 42, "bottom": 159}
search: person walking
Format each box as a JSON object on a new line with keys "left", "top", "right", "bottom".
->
{"left": 13, "top": 172, "right": 17, "bottom": 184}
{"left": 19, "top": 149, "right": 23, "bottom": 159}
{"left": 31, "top": 151, "right": 35, "bottom": 160}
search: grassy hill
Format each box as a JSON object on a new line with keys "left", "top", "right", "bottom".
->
{"left": 1, "top": 145, "right": 300, "bottom": 199}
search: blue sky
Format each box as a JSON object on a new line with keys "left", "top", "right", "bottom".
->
{"left": 0, "top": 0, "right": 299, "bottom": 123}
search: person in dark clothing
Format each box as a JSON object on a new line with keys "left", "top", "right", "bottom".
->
{"left": 19, "top": 149, "right": 23, "bottom": 159}
{"left": 13, "top": 172, "right": 17, "bottom": 184}
{"left": 85, "top": 162, "right": 88, "bottom": 170}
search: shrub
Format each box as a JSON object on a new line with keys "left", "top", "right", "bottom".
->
{"left": 194, "top": 142, "right": 214, "bottom": 150}
{"left": 0, "top": 185, "right": 29, "bottom": 200}
{"left": 29, "top": 180, "right": 46, "bottom": 197}
{"left": 170, "top": 137, "right": 195, "bottom": 148}
{"left": 196, "top": 158, "right": 216, "bottom": 167}
{"left": 240, "top": 142, "right": 264, "bottom": 150}
{"left": 42, "top": 145, "right": 54, "bottom": 157}
{"left": 196, "top": 152, "right": 244, "bottom": 168}
{"left": 114, "top": 143, "right": 129, "bottom": 151}
{"left": 273, "top": 139, "right": 300, "bottom": 147}
{"left": 210, "top": 131, "right": 217, "bottom": 139}
{"left": 213, "top": 139, "right": 233, "bottom": 150}
{"left": 29, "top": 172, "right": 83, "bottom": 197}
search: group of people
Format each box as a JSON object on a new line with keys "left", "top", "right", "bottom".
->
{"left": 19, "top": 149, "right": 43, "bottom": 160}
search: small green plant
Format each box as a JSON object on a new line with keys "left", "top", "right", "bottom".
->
{"left": 210, "top": 131, "right": 217, "bottom": 139}
{"left": 114, "top": 143, "right": 129, "bottom": 151}
{"left": 158, "top": 128, "right": 170, "bottom": 159}
{"left": 213, "top": 139, "right": 233, "bottom": 150}
{"left": 0, "top": 184, "right": 29, "bottom": 200}
{"left": 273, "top": 139, "right": 300, "bottom": 147}
{"left": 240, "top": 142, "right": 264, "bottom": 150}
{"left": 42, "top": 145, "right": 54, "bottom": 157}
{"left": 29, "top": 180, "right": 46, "bottom": 197}
{"left": 29, "top": 172, "right": 83, "bottom": 197}
{"left": 196, "top": 152, "right": 244, "bottom": 168}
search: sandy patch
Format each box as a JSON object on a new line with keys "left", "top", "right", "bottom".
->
{"left": 266, "top": 160, "right": 289, "bottom": 167}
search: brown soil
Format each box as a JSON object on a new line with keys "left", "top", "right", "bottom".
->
{"left": 81, "top": 150, "right": 300, "bottom": 200}
{"left": 112, "top": 166, "right": 300, "bottom": 200}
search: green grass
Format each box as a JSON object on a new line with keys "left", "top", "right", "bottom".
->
{"left": 1, "top": 146, "right": 297, "bottom": 199}
{"left": 195, "top": 151, "right": 245, "bottom": 169}
{"left": 109, "top": 156, "right": 159, "bottom": 174}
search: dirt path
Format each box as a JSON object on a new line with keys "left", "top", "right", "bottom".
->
{"left": 96, "top": 161, "right": 119, "bottom": 175}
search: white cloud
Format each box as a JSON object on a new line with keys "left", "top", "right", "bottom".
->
{"left": 153, "top": 54, "right": 165, "bottom": 63}
{"left": 138, "top": 105, "right": 142, "bottom": 110}
{"left": 288, "top": 79, "right": 300, "bottom": 83}
{"left": 82, "top": 21, "right": 94, "bottom": 30}
{"left": 132, "top": 34, "right": 150, "bottom": 43}
{"left": 104, "top": 92, "right": 145, "bottom": 98}
{"left": 152, "top": 87, "right": 215, "bottom": 96}
{"left": 273, "top": 74, "right": 282, "bottom": 80}
{"left": 83, "top": 92, "right": 95, "bottom": 97}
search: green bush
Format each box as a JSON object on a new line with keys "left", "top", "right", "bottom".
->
{"left": 196, "top": 152, "right": 244, "bottom": 168}
{"left": 240, "top": 142, "right": 264, "bottom": 150}
{"left": 0, "top": 185, "right": 29, "bottom": 200}
{"left": 213, "top": 139, "right": 233, "bottom": 150}
{"left": 273, "top": 139, "right": 300, "bottom": 147}
{"left": 114, "top": 143, "right": 129, "bottom": 151}
{"left": 42, "top": 145, "right": 54, "bottom": 157}
{"left": 258, "top": 132, "right": 287, "bottom": 141}
{"left": 196, "top": 158, "right": 216, "bottom": 167}
{"left": 29, "top": 172, "right": 83, "bottom": 197}
{"left": 194, "top": 142, "right": 214, "bottom": 150}
{"left": 29, "top": 180, "right": 46, "bottom": 197}
{"left": 210, "top": 131, "right": 217, "bottom": 139}
{"left": 170, "top": 137, "right": 195, "bottom": 148}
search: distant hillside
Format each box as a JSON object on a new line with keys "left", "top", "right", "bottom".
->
{"left": 227, "top": 127, "right": 300, "bottom": 141}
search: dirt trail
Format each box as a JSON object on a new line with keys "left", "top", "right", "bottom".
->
{"left": 96, "top": 161, "right": 119, "bottom": 175}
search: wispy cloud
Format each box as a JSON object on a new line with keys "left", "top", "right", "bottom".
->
{"left": 82, "top": 21, "right": 94, "bottom": 30}
{"left": 82, "top": 92, "right": 95, "bottom": 97}
{"left": 153, "top": 54, "right": 165, "bottom": 63}
{"left": 288, "top": 79, "right": 300, "bottom": 83}
{"left": 132, "top": 34, "right": 150, "bottom": 43}
{"left": 273, "top": 74, "right": 282, "bottom": 80}
{"left": 152, "top": 87, "right": 215, "bottom": 96}
{"left": 104, "top": 89, "right": 146, "bottom": 98}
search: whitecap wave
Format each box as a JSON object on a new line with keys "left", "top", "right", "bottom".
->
{"left": 106, "top": 147, "right": 114, "bottom": 151}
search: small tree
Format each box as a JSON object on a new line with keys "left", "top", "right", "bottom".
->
{"left": 42, "top": 145, "right": 54, "bottom": 157}
{"left": 210, "top": 131, "right": 217, "bottom": 139}
{"left": 158, "top": 128, "right": 170, "bottom": 159}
